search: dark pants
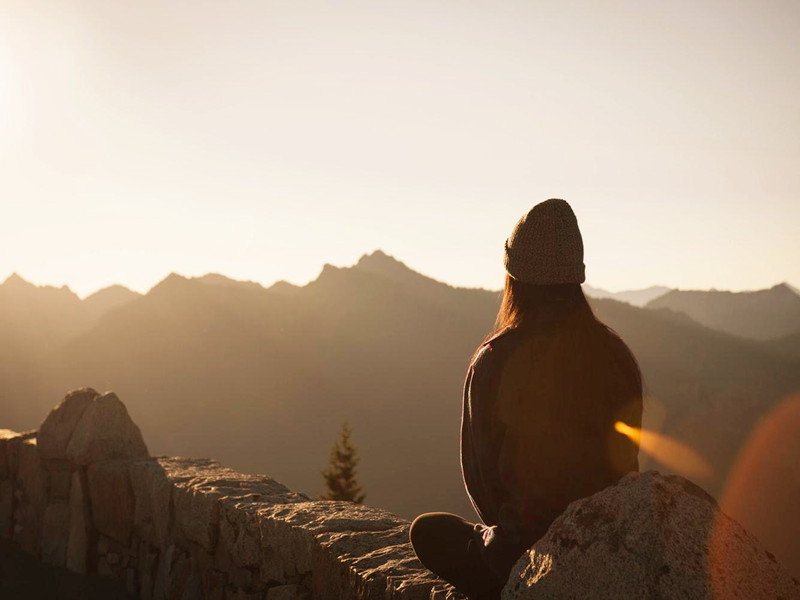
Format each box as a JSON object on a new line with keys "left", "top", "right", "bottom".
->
{"left": 409, "top": 512, "right": 505, "bottom": 600}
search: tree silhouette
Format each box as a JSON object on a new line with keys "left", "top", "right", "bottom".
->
{"left": 320, "top": 421, "right": 366, "bottom": 503}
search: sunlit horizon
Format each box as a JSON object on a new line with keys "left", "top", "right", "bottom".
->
{"left": 2, "top": 250, "right": 798, "bottom": 301}
{"left": 2, "top": 0, "right": 799, "bottom": 299}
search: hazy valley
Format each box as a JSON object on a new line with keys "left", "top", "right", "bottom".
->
{"left": 2, "top": 251, "right": 800, "bottom": 575}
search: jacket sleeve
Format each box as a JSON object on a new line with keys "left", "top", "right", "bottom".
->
{"left": 461, "top": 343, "right": 508, "bottom": 527}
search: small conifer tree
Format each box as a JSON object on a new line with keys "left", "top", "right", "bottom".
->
{"left": 320, "top": 421, "right": 366, "bottom": 503}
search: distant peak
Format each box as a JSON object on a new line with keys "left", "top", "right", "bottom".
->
{"left": 148, "top": 272, "right": 191, "bottom": 294}
{"left": 197, "top": 273, "right": 239, "bottom": 286}
{"left": 196, "top": 273, "right": 264, "bottom": 291}
{"left": 772, "top": 282, "right": 794, "bottom": 294}
{"left": 355, "top": 250, "right": 413, "bottom": 276}
{"left": 2, "top": 272, "right": 33, "bottom": 287}
{"left": 1, "top": 273, "right": 76, "bottom": 297}
{"left": 268, "top": 280, "right": 300, "bottom": 295}
{"left": 163, "top": 272, "right": 188, "bottom": 283}
{"left": 96, "top": 284, "right": 136, "bottom": 293}
{"left": 84, "top": 284, "right": 140, "bottom": 301}
{"left": 357, "top": 249, "right": 398, "bottom": 264}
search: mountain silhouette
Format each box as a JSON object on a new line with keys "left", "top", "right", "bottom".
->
{"left": 583, "top": 284, "right": 671, "bottom": 307}
{"left": 83, "top": 285, "right": 142, "bottom": 320}
{"left": 647, "top": 283, "right": 800, "bottom": 340}
{"left": 1, "top": 255, "right": 799, "bottom": 573}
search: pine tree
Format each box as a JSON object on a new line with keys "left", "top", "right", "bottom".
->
{"left": 320, "top": 421, "right": 366, "bottom": 503}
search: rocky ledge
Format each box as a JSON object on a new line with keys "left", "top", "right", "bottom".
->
{"left": 1, "top": 389, "right": 798, "bottom": 599}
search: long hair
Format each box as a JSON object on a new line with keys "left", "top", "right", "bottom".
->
{"left": 493, "top": 275, "right": 590, "bottom": 333}
{"left": 480, "top": 274, "right": 643, "bottom": 436}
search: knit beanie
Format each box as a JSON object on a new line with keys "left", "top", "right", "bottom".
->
{"left": 504, "top": 198, "right": 586, "bottom": 284}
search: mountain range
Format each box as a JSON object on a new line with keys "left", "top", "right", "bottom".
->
{"left": 582, "top": 284, "right": 671, "bottom": 307}
{"left": 647, "top": 284, "right": 800, "bottom": 340}
{"left": 2, "top": 252, "right": 799, "bottom": 576}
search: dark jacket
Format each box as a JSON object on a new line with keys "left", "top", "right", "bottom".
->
{"left": 460, "top": 321, "right": 642, "bottom": 577}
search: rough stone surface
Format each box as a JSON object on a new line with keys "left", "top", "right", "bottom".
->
{"left": 265, "top": 584, "right": 309, "bottom": 600}
{"left": 0, "top": 429, "right": 20, "bottom": 480}
{"left": 66, "top": 392, "right": 149, "bottom": 465}
{"left": 130, "top": 458, "right": 175, "bottom": 547}
{"left": 66, "top": 471, "right": 89, "bottom": 573}
{"left": 41, "top": 502, "right": 71, "bottom": 565}
{"left": 257, "top": 500, "right": 453, "bottom": 600}
{"left": 38, "top": 388, "right": 99, "bottom": 461}
{"left": 0, "top": 479, "right": 13, "bottom": 536}
{"left": 170, "top": 457, "right": 305, "bottom": 554}
{"left": 16, "top": 438, "right": 46, "bottom": 555}
{"left": 18, "top": 438, "right": 47, "bottom": 513}
{"left": 2, "top": 390, "right": 465, "bottom": 599}
{"left": 4, "top": 431, "right": 34, "bottom": 481}
{"left": 88, "top": 460, "right": 135, "bottom": 545}
{"left": 503, "top": 471, "right": 800, "bottom": 600}
{"left": 48, "top": 463, "right": 73, "bottom": 501}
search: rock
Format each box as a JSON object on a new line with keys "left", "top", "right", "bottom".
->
{"left": 48, "top": 464, "right": 73, "bottom": 502}
{"left": 152, "top": 542, "right": 175, "bottom": 600}
{"left": 0, "top": 429, "right": 21, "bottom": 480}
{"left": 66, "top": 392, "right": 149, "bottom": 465}
{"left": 2, "top": 431, "right": 33, "bottom": 483}
{"left": 217, "top": 470, "right": 305, "bottom": 572}
{"left": 138, "top": 543, "right": 160, "bottom": 600}
{"left": 16, "top": 438, "right": 46, "bottom": 555}
{"left": 170, "top": 457, "right": 303, "bottom": 555}
{"left": 66, "top": 471, "right": 89, "bottom": 573}
{"left": 265, "top": 584, "right": 309, "bottom": 600}
{"left": 0, "top": 479, "right": 13, "bottom": 537}
{"left": 257, "top": 500, "right": 446, "bottom": 599}
{"left": 87, "top": 460, "right": 135, "bottom": 545}
{"left": 502, "top": 471, "right": 800, "bottom": 600}
{"left": 315, "top": 525, "right": 439, "bottom": 600}
{"left": 41, "top": 502, "right": 70, "bottom": 566}
{"left": 219, "top": 499, "right": 261, "bottom": 569}
{"left": 38, "top": 388, "right": 99, "bottom": 461}
{"left": 17, "top": 438, "right": 47, "bottom": 512}
{"left": 173, "top": 476, "right": 222, "bottom": 554}
{"left": 130, "top": 458, "right": 175, "bottom": 547}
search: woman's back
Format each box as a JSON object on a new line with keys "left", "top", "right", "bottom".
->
{"left": 411, "top": 199, "right": 644, "bottom": 599}
{"left": 462, "top": 296, "right": 642, "bottom": 545}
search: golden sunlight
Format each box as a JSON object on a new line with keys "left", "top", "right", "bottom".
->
{"left": 615, "top": 421, "right": 713, "bottom": 480}
{"left": 712, "top": 392, "right": 800, "bottom": 582}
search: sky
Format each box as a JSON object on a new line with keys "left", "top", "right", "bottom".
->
{"left": 1, "top": 0, "right": 798, "bottom": 298}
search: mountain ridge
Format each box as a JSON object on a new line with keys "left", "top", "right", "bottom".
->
{"left": 2, "top": 251, "right": 799, "bottom": 576}
{"left": 647, "top": 283, "right": 800, "bottom": 340}
{"left": 5, "top": 256, "right": 796, "bottom": 303}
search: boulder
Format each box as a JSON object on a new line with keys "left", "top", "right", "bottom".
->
{"left": 87, "top": 460, "right": 135, "bottom": 545}
{"left": 0, "top": 429, "right": 21, "bottom": 480}
{"left": 17, "top": 438, "right": 47, "bottom": 512}
{"left": 257, "top": 500, "right": 450, "bottom": 599}
{"left": 41, "top": 502, "right": 70, "bottom": 566}
{"left": 130, "top": 458, "right": 175, "bottom": 548}
{"left": 16, "top": 438, "right": 47, "bottom": 554}
{"left": 65, "top": 392, "right": 149, "bottom": 465}
{"left": 503, "top": 471, "right": 800, "bottom": 599}
{"left": 66, "top": 471, "right": 89, "bottom": 573}
{"left": 38, "top": 388, "right": 99, "bottom": 461}
{"left": 0, "top": 479, "right": 14, "bottom": 537}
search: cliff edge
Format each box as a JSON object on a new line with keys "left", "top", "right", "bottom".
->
{"left": 1, "top": 390, "right": 797, "bottom": 599}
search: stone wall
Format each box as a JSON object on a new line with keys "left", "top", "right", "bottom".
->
{"left": 0, "top": 388, "right": 461, "bottom": 600}
{"left": 4, "top": 387, "right": 798, "bottom": 600}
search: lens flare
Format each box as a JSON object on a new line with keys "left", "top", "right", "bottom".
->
{"left": 712, "top": 392, "right": 800, "bottom": 583}
{"left": 614, "top": 421, "right": 712, "bottom": 480}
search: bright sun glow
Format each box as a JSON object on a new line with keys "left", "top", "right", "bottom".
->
{"left": 615, "top": 421, "right": 712, "bottom": 480}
